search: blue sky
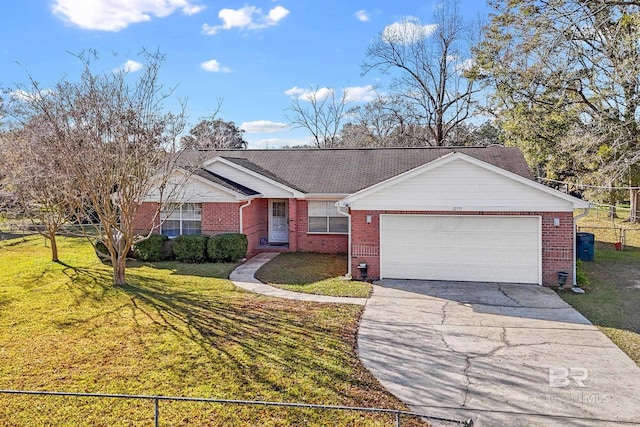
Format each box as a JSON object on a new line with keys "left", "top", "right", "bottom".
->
{"left": 1, "top": 1, "right": 489, "bottom": 148}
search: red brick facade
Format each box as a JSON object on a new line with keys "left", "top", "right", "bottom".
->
{"left": 133, "top": 202, "right": 160, "bottom": 235}
{"left": 349, "top": 210, "right": 575, "bottom": 286}
{"left": 133, "top": 200, "right": 575, "bottom": 287}
{"left": 290, "top": 199, "right": 348, "bottom": 254}
{"left": 242, "top": 198, "right": 268, "bottom": 256}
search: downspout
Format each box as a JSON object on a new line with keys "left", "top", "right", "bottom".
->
{"left": 337, "top": 204, "right": 352, "bottom": 278}
{"left": 239, "top": 198, "right": 253, "bottom": 234}
{"left": 573, "top": 208, "right": 590, "bottom": 286}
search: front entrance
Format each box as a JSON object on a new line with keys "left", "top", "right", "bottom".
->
{"left": 269, "top": 199, "right": 289, "bottom": 243}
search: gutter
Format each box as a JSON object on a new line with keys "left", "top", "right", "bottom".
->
{"left": 337, "top": 204, "right": 352, "bottom": 278}
{"left": 573, "top": 207, "right": 590, "bottom": 286}
{"left": 239, "top": 198, "right": 254, "bottom": 233}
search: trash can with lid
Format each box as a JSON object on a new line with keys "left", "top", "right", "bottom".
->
{"left": 576, "top": 232, "right": 595, "bottom": 261}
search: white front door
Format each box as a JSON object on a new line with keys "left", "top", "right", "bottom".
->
{"left": 269, "top": 200, "right": 289, "bottom": 243}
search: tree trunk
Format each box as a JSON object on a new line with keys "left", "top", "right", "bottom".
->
{"left": 608, "top": 205, "right": 618, "bottom": 219}
{"left": 629, "top": 188, "right": 639, "bottom": 223}
{"left": 49, "top": 232, "right": 59, "bottom": 262}
{"left": 113, "top": 254, "right": 127, "bottom": 285}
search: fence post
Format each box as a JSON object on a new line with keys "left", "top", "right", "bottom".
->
{"left": 154, "top": 398, "right": 159, "bottom": 427}
{"left": 395, "top": 410, "right": 401, "bottom": 427}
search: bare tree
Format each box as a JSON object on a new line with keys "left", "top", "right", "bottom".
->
{"left": 362, "top": 1, "right": 480, "bottom": 146}
{"left": 284, "top": 86, "right": 351, "bottom": 148}
{"left": 181, "top": 101, "right": 247, "bottom": 150}
{"left": 9, "top": 50, "right": 190, "bottom": 285}
{"left": 341, "top": 95, "right": 436, "bottom": 147}
{"left": 0, "top": 119, "right": 78, "bottom": 261}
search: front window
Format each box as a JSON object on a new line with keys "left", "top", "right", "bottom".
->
{"left": 308, "top": 201, "right": 348, "bottom": 234}
{"left": 161, "top": 203, "right": 201, "bottom": 237}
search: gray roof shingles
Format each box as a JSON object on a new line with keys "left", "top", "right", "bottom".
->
{"left": 182, "top": 147, "right": 532, "bottom": 195}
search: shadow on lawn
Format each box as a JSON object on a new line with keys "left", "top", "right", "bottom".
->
{"left": 56, "top": 263, "right": 392, "bottom": 408}
{"left": 116, "top": 276, "right": 381, "bottom": 403}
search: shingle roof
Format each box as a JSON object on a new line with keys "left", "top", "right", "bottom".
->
{"left": 193, "top": 169, "right": 260, "bottom": 196}
{"left": 183, "top": 146, "right": 532, "bottom": 195}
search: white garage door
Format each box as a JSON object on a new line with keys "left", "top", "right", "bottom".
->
{"left": 380, "top": 215, "right": 541, "bottom": 284}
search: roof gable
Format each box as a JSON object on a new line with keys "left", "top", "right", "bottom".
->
{"left": 339, "top": 152, "right": 590, "bottom": 211}
{"left": 144, "top": 168, "right": 252, "bottom": 203}
{"left": 203, "top": 156, "right": 305, "bottom": 198}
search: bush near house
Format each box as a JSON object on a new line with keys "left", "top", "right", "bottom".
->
{"left": 172, "top": 234, "right": 209, "bottom": 263}
{"left": 208, "top": 233, "right": 248, "bottom": 262}
{"left": 132, "top": 234, "right": 169, "bottom": 261}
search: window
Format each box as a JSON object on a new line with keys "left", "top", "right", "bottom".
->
{"left": 161, "top": 203, "right": 201, "bottom": 237}
{"left": 308, "top": 201, "right": 348, "bottom": 233}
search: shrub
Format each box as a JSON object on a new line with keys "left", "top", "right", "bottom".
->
{"left": 576, "top": 259, "right": 590, "bottom": 288}
{"left": 93, "top": 239, "right": 111, "bottom": 262}
{"left": 207, "top": 233, "right": 248, "bottom": 262}
{"left": 132, "top": 234, "right": 169, "bottom": 261}
{"left": 172, "top": 234, "right": 209, "bottom": 263}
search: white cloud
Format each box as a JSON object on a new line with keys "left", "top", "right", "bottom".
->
{"left": 455, "top": 58, "right": 475, "bottom": 73}
{"left": 52, "top": 0, "right": 206, "bottom": 31}
{"left": 200, "top": 59, "right": 231, "bottom": 73}
{"left": 382, "top": 17, "right": 438, "bottom": 45}
{"left": 10, "top": 88, "right": 56, "bottom": 102}
{"left": 283, "top": 86, "right": 306, "bottom": 97}
{"left": 354, "top": 9, "right": 370, "bottom": 22}
{"left": 284, "top": 86, "right": 334, "bottom": 102}
{"left": 344, "top": 85, "right": 377, "bottom": 103}
{"left": 241, "top": 120, "right": 288, "bottom": 133}
{"left": 121, "top": 60, "right": 143, "bottom": 73}
{"left": 285, "top": 86, "right": 376, "bottom": 103}
{"left": 202, "top": 5, "right": 289, "bottom": 35}
{"left": 182, "top": 4, "right": 205, "bottom": 15}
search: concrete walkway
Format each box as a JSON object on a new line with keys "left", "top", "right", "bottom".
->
{"left": 229, "top": 253, "right": 368, "bottom": 305}
{"left": 358, "top": 280, "right": 640, "bottom": 426}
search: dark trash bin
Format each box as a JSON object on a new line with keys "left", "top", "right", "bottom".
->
{"left": 557, "top": 271, "right": 569, "bottom": 286}
{"left": 576, "top": 232, "right": 595, "bottom": 261}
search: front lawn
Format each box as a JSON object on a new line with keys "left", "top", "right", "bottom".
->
{"left": 255, "top": 252, "right": 372, "bottom": 298}
{"left": 0, "top": 237, "right": 420, "bottom": 425}
{"left": 560, "top": 249, "right": 640, "bottom": 365}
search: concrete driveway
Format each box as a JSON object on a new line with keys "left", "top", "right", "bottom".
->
{"left": 358, "top": 281, "right": 640, "bottom": 426}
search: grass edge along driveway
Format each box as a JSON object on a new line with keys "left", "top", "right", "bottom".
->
{"left": 255, "top": 252, "right": 372, "bottom": 298}
{"left": 561, "top": 249, "right": 640, "bottom": 365}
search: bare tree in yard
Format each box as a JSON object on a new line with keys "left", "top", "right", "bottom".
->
{"left": 181, "top": 101, "right": 247, "bottom": 149}
{"left": 285, "top": 86, "right": 351, "bottom": 148}
{"left": 0, "top": 118, "right": 78, "bottom": 261}
{"left": 362, "top": 1, "right": 480, "bottom": 146}
{"left": 340, "top": 95, "right": 428, "bottom": 147}
{"left": 10, "top": 50, "right": 190, "bottom": 285}
{"left": 477, "top": 0, "right": 640, "bottom": 220}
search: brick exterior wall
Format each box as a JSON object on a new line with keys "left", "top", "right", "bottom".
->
{"left": 243, "top": 198, "right": 269, "bottom": 257}
{"left": 133, "top": 202, "right": 160, "bottom": 235}
{"left": 201, "top": 202, "right": 241, "bottom": 235}
{"left": 292, "top": 199, "right": 348, "bottom": 254}
{"left": 350, "top": 210, "right": 575, "bottom": 286}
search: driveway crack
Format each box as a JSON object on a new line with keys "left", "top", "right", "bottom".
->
{"left": 498, "top": 284, "right": 520, "bottom": 306}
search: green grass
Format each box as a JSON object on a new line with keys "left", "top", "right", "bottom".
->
{"left": 255, "top": 252, "right": 372, "bottom": 298}
{"left": 560, "top": 249, "right": 640, "bottom": 365}
{"left": 0, "top": 236, "right": 421, "bottom": 426}
{"left": 576, "top": 206, "right": 640, "bottom": 249}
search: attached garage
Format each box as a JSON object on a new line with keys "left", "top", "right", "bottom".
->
{"left": 340, "top": 152, "right": 592, "bottom": 286}
{"left": 380, "top": 215, "right": 541, "bottom": 284}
